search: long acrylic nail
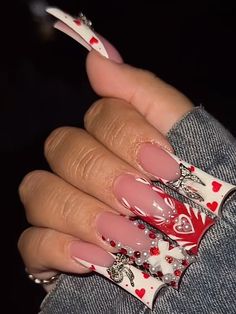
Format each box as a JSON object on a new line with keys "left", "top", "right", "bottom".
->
{"left": 99, "top": 213, "right": 194, "bottom": 288}
{"left": 46, "top": 7, "right": 123, "bottom": 63}
{"left": 96, "top": 212, "right": 151, "bottom": 251}
{"left": 138, "top": 143, "right": 235, "bottom": 216}
{"left": 71, "top": 242, "right": 165, "bottom": 309}
{"left": 114, "top": 174, "right": 215, "bottom": 254}
{"left": 96, "top": 213, "right": 193, "bottom": 289}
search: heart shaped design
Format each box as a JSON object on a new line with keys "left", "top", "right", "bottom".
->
{"left": 135, "top": 288, "right": 146, "bottom": 299}
{"left": 89, "top": 37, "right": 99, "bottom": 45}
{"left": 188, "top": 165, "right": 195, "bottom": 172}
{"left": 207, "top": 201, "right": 218, "bottom": 212}
{"left": 212, "top": 181, "right": 222, "bottom": 192}
{"left": 74, "top": 19, "right": 81, "bottom": 26}
{"left": 142, "top": 272, "right": 150, "bottom": 279}
{"left": 173, "top": 214, "right": 194, "bottom": 234}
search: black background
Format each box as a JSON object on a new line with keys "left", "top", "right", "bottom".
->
{"left": 2, "top": 1, "right": 236, "bottom": 313}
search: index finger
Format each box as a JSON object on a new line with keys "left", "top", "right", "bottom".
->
{"left": 86, "top": 50, "right": 193, "bottom": 135}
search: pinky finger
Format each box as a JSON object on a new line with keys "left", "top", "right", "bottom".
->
{"left": 18, "top": 227, "right": 92, "bottom": 279}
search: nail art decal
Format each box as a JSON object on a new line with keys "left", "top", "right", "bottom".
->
{"left": 74, "top": 253, "right": 165, "bottom": 309}
{"left": 115, "top": 175, "right": 215, "bottom": 254}
{"left": 152, "top": 152, "right": 235, "bottom": 216}
{"left": 102, "top": 217, "right": 195, "bottom": 288}
{"left": 46, "top": 8, "right": 109, "bottom": 58}
{"left": 107, "top": 254, "right": 135, "bottom": 286}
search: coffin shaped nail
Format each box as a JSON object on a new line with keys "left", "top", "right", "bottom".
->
{"left": 46, "top": 7, "right": 109, "bottom": 58}
{"left": 98, "top": 215, "right": 195, "bottom": 288}
{"left": 96, "top": 212, "right": 151, "bottom": 251}
{"left": 138, "top": 143, "right": 235, "bottom": 216}
{"left": 114, "top": 175, "right": 215, "bottom": 254}
{"left": 71, "top": 242, "right": 165, "bottom": 309}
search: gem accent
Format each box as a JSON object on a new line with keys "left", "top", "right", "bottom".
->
{"left": 107, "top": 254, "right": 135, "bottom": 287}
{"left": 103, "top": 218, "right": 194, "bottom": 288}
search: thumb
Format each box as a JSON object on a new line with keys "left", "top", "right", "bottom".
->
{"left": 86, "top": 48, "right": 193, "bottom": 135}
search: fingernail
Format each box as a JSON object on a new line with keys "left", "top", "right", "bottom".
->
{"left": 114, "top": 174, "right": 215, "bottom": 253}
{"left": 138, "top": 143, "right": 180, "bottom": 181}
{"left": 95, "top": 34, "right": 123, "bottom": 63}
{"left": 71, "top": 242, "right": 114, "bottom": 267}
{"left": 46, "top": 7, "right": 123, "bottom": 63}
{"left": 73, "top": 245, "right": 165, "bottom": 309}
{"left": 138, "top": 143, "right": 235, "bottom": 216}
{"left": 97, "top": 213, "right": 195, "bottom": 289}
{"left": 96, "top": 212, "right": 150, "bottom": 251}
{"left": 114, "top": 175, "right": 170, "bottom": 217}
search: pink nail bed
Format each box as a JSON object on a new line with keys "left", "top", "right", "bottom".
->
{"left": 138, "top": 143, "right": 235, "bottom": 216}
{"left": 71, "top": 242, "right": 114, "bottom": 267}
{"left": 138, "top": 143, "right": 180, "bottom": 181}
{"left": 114, "top": 174, "right": 215, "bottom": 254}
{"left": 96, "top": 212, "right": 150, "bottom": 251}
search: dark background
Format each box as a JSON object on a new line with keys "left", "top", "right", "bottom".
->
{"left": 2, "top": 1, "right": 236, "bottom": 313}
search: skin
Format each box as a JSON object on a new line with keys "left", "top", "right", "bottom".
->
{"left": 18, "top": 50, "right": 193, "bottom": 283}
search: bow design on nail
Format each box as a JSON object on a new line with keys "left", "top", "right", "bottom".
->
{"left": 107, "top": 254, "right": 135, "bottom": 286}
{"left": 148, "top": 240, "right": 185, "bottom": 275}
{"left": 155, "top": 163, "right": 206, "bottom": 202}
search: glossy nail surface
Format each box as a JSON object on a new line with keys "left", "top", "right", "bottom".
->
{"left": 114, "top": 174, "right": 215, "bottom": 253}
{"left": 47, "top": 7, "right": 123, "bottom": 63}
{"left": 139, "top": 143, "right": 180, "bottom": 181}
{"left": 71, "top": 242, "right": 114, "bottom": 267}
{"left": 74, "top": 250, "right": 165, "bottom": 309}
{"left": 138, "top": 143, "right": 235, "bottom": 216}
{"left": 96, "top": 212, "right": 151, "bottom": 251}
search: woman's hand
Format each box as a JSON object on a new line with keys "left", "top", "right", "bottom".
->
{"left": 18, "top": 50, "right": 193, "bottom": 284}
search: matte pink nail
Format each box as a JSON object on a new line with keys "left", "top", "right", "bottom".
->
{"left": 71, "top": 242, "right": 114, "bottom": 267}
{"left": 138, "top": 143, "right": 180, "bottom": 181}
{"left": 96, "top": 212, "right": 150, "bottom": 251}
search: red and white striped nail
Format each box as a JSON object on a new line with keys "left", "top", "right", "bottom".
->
{"left": 96, "top": 213, "right": 195, "bottom": 288}
{"left": 138, "top": 143, "right": 235, "bottom": 216}
{"left": 71, "top": 242, "right": 165, "bottom": 309}
{"left": 114, "top": 175, "right": 215, "bottom": 254}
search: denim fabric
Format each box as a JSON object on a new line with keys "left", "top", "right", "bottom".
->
{"left": 40, "top": 107, "right": 236, "bottom": 314}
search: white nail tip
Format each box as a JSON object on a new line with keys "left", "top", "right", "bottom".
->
{"left": 46, "top": 7, "right": 109, "bottom": 58}
{"left": 74, "top": 255, "right": 165, "bottom": 309}
{"left": 160, "top": 152, "right": 236, "bottom": 216}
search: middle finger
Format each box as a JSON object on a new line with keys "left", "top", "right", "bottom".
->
{"left": 45, "top": 123, "right": 151, "bottom": 215}
{"left": 44, "top": 99, "right": 216, "bottom": 253}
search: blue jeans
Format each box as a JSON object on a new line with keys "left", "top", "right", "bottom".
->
{"left": 40, "top": 107, "right": 236, "bottom": 314}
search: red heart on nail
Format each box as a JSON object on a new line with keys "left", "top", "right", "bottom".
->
{"left": 188, "top": 165, "right": 195, "bottom": 172}
{"left": 74, "top": 19, "right": 81, "bottom": 26}
{"left": 206, "top": 201, "right": 218, "bottom": 212}
{"left": 173, "top": 214, "right": 194, "bottom": 234}
{"left": 135, "top": 288, "right": 146, "bottom": 299}
{"left": 212, "top": 181, "right": 222, "bottom": 192}
{"left": 89, "top": 265, "right": 96, "bottom": 271}
{"left": 89, "top": 37, "right": 99, "bottom": 45}
{"left": 142, "top": 272, "right": 150, "bottom": 279}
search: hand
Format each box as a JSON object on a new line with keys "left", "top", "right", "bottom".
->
{"left": 18, "top": 50, "right": 193, "bottom": 285}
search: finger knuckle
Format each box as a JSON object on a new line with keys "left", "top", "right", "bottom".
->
{"left": 58, "top": 191, "right": 80, "bottom": 227}
{"left": 44, "top": 127, "right": 73, "bottom": 159}
{"left": 17, "top": 227, "right": 34, "bottom": 257}
{"left": 84, "top": 99, "right": 107, "bottom": 130}
{"left": 103, "top": 115, "right": 127, "bottom": 148}
{"left": 69, "top": 146, "right": 106, "bottom": 183}
{"left": 18, "top": 170, "right": 48, "bottom": 202}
